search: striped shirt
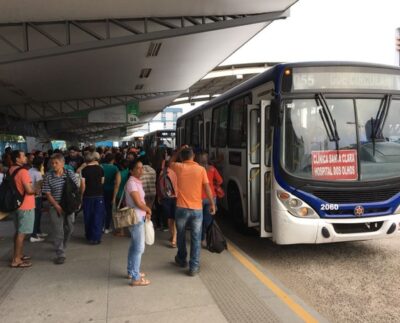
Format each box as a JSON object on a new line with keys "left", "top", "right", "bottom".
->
{"left": 141, "top": 165, "right": 156, "bottom": 198}
{"left": 42, "top": 169, "right": 79, "bottom": 203}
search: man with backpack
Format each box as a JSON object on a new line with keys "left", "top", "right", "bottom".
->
{"left": 4, "top": 151, "right": 36, "bottom": 268}
{"left": 42, "top": 153, "right": 80, "bottom": 265}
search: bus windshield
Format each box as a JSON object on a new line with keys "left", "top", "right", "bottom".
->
{"left": 281, "top": 98, "right": 400, "bottom": 181}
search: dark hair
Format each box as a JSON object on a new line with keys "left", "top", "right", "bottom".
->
{"left": 180, "top": 148, "right": 194, "bottom": 161}
{"left": 32, "top": 156, "right": 44, "bottom": 170}
{"left": 104, "top": 153, "right": 115, "bottom": 164}
{"left": 120, "top": 159, "right": 129, "bottom": 170}
{"left": 139, "top": 154, "right": 150, "bottom": 166}
{"left": 11, "top": 150, "right": 23, "bottom": 164}
{"left": 68, "top": 146, "right": 79, "bottom": 152}
{"left": 128, "top": 159, "right": 142, "bottom": 171}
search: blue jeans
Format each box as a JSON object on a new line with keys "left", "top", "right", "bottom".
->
{"left": 83, "top": 196, "right": 105, "bottom": 242}
{"left": 175, "top": 207, "right": 203, "bottom": 271}
{"left": 127, "top": 218, "right": 145, "bottom": 281}
{"left": 201, "top": 198, "right": 216, "bottom": 241}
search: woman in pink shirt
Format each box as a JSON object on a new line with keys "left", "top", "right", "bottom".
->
{"left": 125, "top": 159, "right": 152, "bottom": 286}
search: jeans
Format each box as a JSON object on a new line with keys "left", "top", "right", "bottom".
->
{"left": 83, "top": 196, "right": 105, "bottom": 242}
{"left": 103, "top": 189, "right": 114, "bottom": 230}
{"left": 49, "top": 207, "right": 74, "bottom": 258}
{"left": 32, "top": 197, "right": 42, "bottom": 237}
{"left": 201, "top": 198, "right": 216, "bottom": 241}
{"left": 175, "top": 207, "right": 203, "bottom": 271}
{"left": 127, "top": 218, "right": 145, "bottom": 281}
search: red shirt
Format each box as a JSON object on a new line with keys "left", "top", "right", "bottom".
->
{"left": 201, "top": 165, "right": 223, "bottom": 199}
{"left": 9, "top": 166, "right": 35, "bottom": 211}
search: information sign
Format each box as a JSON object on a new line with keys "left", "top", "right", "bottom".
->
{"left": 311, "top": 150, "right": 358, "bottom": 181}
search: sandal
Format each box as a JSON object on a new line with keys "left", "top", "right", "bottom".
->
{"left": 170, "top": 241, "right": 177, "bottom": 248}
{"left": 10, "top": 261, "right": 32, "bottom": 268}
{"left": 127, "top": 273, "right": 146, "bottom": 280}
{"left": 21, "top": 255, "right": 31, "bottom": 261}
{"left": 130, "top": 277, "right": 151, "bottom": 286}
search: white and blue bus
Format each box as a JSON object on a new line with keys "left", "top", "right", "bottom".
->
{"left": 176, "top": 62, "right": 400, "bottom": 244}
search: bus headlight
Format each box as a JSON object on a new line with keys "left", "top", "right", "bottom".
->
{"left": 277, "top": 190, "right": 318, "bottom": 219}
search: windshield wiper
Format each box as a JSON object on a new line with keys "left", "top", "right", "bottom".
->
{"left": 370, "top": 94, "right": 392, "bottom": 156}
{"left": 315, "top": 93, "right": 340, "bottom": 153}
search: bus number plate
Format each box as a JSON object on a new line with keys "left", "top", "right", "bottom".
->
{"left": 320, "top": 204, "right": 339, "bottom": 211}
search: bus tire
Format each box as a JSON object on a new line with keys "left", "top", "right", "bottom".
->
{"left": 227, "top": 184, "right": 248, "bottom": 234}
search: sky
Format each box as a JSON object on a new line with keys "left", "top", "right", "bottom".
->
{"left": 224, "top": 0, "right": 400, "bottom": 66}
{"left": 134, "top": 0, "right": 400, "bottom": 136}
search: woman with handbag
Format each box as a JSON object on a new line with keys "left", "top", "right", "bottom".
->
{"left": 125, "top": 159, "right": 152, "bottom": 287}
{"left": 197, "top": 152, "right": 223, "bottom": 247}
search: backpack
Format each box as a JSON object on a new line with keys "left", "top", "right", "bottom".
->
{"left": 206, "top": 221, "right": 227, "bottom": 253}
{"left": 158, "top": 167, "right": 175, "bottom": 200}
{"left": 60, "top": 171, "right": 81, "bottom": 215}
{"left": 0, "top": 167, "right": 25, "bottom": 213}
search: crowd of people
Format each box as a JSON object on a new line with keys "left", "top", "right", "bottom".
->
{"left": 0, "top": 143, "right": 223, "bottom": 286}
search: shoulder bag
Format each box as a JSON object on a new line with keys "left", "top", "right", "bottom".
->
{"left": 113, "top": 186, "right": 138, "bottom": 229}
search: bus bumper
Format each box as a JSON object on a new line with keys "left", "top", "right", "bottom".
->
{"left": 273, "top": 211, "right": 400, "bottom": 245}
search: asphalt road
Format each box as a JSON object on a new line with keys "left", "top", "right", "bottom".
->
{"left": 218, "top": 215, "right": 400, "bottom": 323}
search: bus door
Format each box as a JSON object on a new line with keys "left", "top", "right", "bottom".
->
{"left": 247, "top": 100, "right": 272, "bottom": 237}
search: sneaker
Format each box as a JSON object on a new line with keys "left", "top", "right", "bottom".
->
{"left": 30, "top": 236, "right": 45, "bottom": 243}
{"left": 174, "top": 255, "right": 188, "bottom": 268}
{"left": 104, "top": 229, "right": 112, "bottom": 234}
{"left": 54, "top": 257, "right": 66, "bottom": 265}
{"left": 37, "top": 233, "right": 48, "bottom": 238}
{"left": 188, "top": 268, "right": 200, "bottom": 277}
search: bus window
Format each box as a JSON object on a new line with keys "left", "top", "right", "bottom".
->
{"left": 212, "top": 104, "right": 228, "bottom": 147}
{"left": 191, "top": 115, "right": 202, "bottom": 147}
{"left": 185, "top": 119, "right": 192, "bottom": 145}
{"left": 229, "top": 96, "right": 249, "bottom": 148}
{"left": 199, "top": 119, "right": 204, "bottom": 149}
{"left": 206, "top": 121, "right": 210, "bottom": 152}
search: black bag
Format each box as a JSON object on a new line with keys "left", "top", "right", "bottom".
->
{"left": 206, "top": 221, "right": 227, "bottom": 253}
{"left": 60, "top": 172, "right": 81, "bottom": 215}
{"left": 158, "top": 167, "right": 175, "bottom": 200}
{"left": 0, "top": 167, "right": 25, "bottom": 213}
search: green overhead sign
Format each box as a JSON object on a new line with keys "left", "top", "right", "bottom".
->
{"left": 126, "top": 101, "right": 140, "bottom": 124}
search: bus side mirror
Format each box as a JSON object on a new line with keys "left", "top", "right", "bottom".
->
{"left": 270, "top": 99, "right": 281, "bottom": 127}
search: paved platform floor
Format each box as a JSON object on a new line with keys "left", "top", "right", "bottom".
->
{"left": 0, "top": 214, "right": 325, "bottom": 323}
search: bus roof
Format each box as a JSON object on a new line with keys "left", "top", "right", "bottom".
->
{"left": 177, "top": 61, "right": 400, "bottom": 121}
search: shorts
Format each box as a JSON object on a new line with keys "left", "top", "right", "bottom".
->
{"left": 161, "top": 198, "right": 177, "bottom": 220}
{"left": 12, "top": 209, "right": 35, "bottom": 234}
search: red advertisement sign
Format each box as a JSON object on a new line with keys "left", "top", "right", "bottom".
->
{"left": 312, "top": 150, "right": 358, "bottom": 181}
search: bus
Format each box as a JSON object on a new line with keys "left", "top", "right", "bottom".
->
{"left": 176, "top": 62, "right": 400, "bottom": 244}
{"left": 143, "top": 129, "right": 176, "bottom": 152}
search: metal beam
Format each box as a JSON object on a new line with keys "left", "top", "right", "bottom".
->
{"left": 1, "top": 91, "right": 182, "bottom": 121}
{"left": 0, "top": 11, "right": 288, "bottom": 65}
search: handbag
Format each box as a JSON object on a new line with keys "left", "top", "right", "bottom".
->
{"left": 113, "top": 187, "right": 138, "bottom": 229}
{"left": 144, "top": 219, "right": 155, "bottom": 245}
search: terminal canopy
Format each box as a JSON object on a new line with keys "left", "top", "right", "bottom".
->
{"left": 0, "top": 0, "right": 296, "bottom": 142}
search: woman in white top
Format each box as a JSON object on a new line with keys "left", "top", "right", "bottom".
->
{"left": 125, "top": 159, "right": 152, "bottom": 286}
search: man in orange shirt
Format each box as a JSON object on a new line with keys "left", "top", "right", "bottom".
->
{"left": 170, "top": 146, "right": 216, "bottom": 276}
{"left": 9, "top": 150, "right": 36, "bottom": 268}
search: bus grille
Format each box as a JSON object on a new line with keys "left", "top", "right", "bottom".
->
{"left": 324, "top": 207, "right": 390, "bottom": 216}
{"left": 312, "top": 188, "right": 400, "bottom": 204}
{"left": 333, "top": 222, "right": 383, "bottom": 234}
